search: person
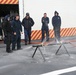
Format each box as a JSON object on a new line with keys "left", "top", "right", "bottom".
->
{"left": 52, "top": 11, "right": 61, "bottom": 43}
{"left": 22, "top": 13, "right": 34, "bottom": 45}
{"left": 12, "top": 14, "right": 22, "bottom": 50}
{"left": 0, "top": 17, "right": 3, "bottom": 40}
{"left": 41, "top": 13, "right": 49, "bottom": 42}
{"left": 2, "top": 16, "right": 12, "bottom": 53}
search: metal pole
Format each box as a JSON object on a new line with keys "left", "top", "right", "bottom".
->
{"left": 32, "top": 47, "right": 38, "bottom": 58}
{"left": 55, "top": 44, "right": 62, "bottom": 55}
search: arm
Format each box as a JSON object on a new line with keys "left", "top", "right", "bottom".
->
{"left": 2, "top": 22, "right": 7, "bottom": 36}
{"left": 30, "top": 18, "right": 34, "bottom": 26}
{"left": 12, "top": 21, "right": 16, "bottom": 32}
{"left": 47, "top": 17, "right": 49, "bottom": 24}
{"left": 59, "top": 16, "right": 61, "bottom": 26}
{"left": 20, "top": 21, "right": 22, "bottom": 32}
{"left": 12, "top": 21, "right": 17, "bottom": 35}
{"left": 41, "top": 17, "right": 44, "bottom": 24}
{"left": 52, "top": 17, "right": 53, "bottom": 25}
{"left": 52, "top": 17, "right": 55, "bottom": 26}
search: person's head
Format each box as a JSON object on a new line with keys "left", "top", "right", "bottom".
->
{"left": 15, "top": 15, "right": 20, "bottom": 20}
{"left": 7, "top": 17, "right": 10, "bottom": 21}
{"left": 26, "top": 13, "right": 30, "bottom": 19}
{"left": 44, "top": 13, "right": 47, "bottom": 18}
{"left": 54, "top": 11, "right": 59, "bottom": 16}
{"left": 5, "top": 14, "right": 10, "bottom": 21}
{"left": 10, "top": 16, "right": 14, "bottom": 21}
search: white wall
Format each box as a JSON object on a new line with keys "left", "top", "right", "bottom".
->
{"left": 19, "top": 0, "right": 24, "bottom": 39}
{"left": 23, "top": 0, "right": 76, "bottom": 30}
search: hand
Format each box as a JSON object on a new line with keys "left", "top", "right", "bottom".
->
{"left": 21, "top": 32, "right": 23, "bottom": 34}
{"left": 5, "top": 34, "right": 7, "bottom": 37}
{"left": 20, "top": 31, "right": 23, "bottom": 34}
{"left": 14, "top": 32, "right": 16, "bottom": 35}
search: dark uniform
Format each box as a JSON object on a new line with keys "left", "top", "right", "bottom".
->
{"left": 41, "top": 16, "right": 49, "bottom": 42}
{"left": 52, "top": 11, "right": 61, "bottom": 42}
{"left": 12, "top": 17, "right": 22, "bottom": 50}
{"left": 22, "top": 13, "right": 34, "bottom": 45}
{"left": 2, "top": 17, "right": 12, "bottom": 53}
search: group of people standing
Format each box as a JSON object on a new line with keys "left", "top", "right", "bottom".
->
{"left": 2, "top": 11, "right": 61, "bottom": 53}
{"left": 2, "top": 13, "right": 34, "bottom": 53}
{"left": 41, "top": 11, "right": 61, "bottom": 43}
{"left": 2, "top": 14, "right": 22, "bottom": 53}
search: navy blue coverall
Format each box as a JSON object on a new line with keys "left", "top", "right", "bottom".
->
{"left": 2, "top": 20, "right": 12, "bottom": 53}
{"left": 12, "top": 20, "right": 22, "bottom": 50}
{"left": 41, "top": 17, "right": 49, "bottom": 42}
{"left": 52, "top": 15, "right": 61, "bottom": 41}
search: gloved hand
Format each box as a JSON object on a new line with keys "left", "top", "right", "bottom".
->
{"left": 5, "top": 34, "right": 7, "bottom": 37}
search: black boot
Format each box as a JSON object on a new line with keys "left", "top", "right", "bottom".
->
{"left": 6, "top": 50, "right": 13, "bottom": 53}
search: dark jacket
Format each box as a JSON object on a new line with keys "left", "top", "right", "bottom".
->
{"left": 22, "top": 17, "right": 34, "bottom": 30}
{"left": 12, "top": 20, "right": 22, "bottom": 36}
{"left": 41, "top": 17, "right": 49, "bottom": 30}
{"left": 52, "top": 16, "right": 61, "bottom": 27}
{"left": 2, "top": 20, "right": 12, "bottom": 36}
{"left": 42, "top": 17, "right": 49, "bottom": 26}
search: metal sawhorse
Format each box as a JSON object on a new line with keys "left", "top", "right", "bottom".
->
{"left": 32, "top": 44, "right": 46, "bottom": 61}
{"left": 54, "top": 42, "right": 70, "bottom": 56}
{"left": 32, "top": 41, "right": 70, "bottom": 61}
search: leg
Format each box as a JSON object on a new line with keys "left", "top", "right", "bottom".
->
{"left": 24, "top": 29, "right": 28, "bottom": 44}
{"left": 55, "top": 30, "right": 58, "bottom": 41}
{"left": 28, "top": 29, "right": 31, "bottom": 44}
{"left": 6, "top": 34, "right": 12, "bottom": 52}
{"left": 41, "top": 29, "right": 45, "bottom": 42}
{"left": 17, "top": 35, "right": 21, "bottom": 49}
{"left": 54, "top": 27, "right": 60, "bottom": 42}
{"left": 12, "top": 35, "right": 17, "bottom": 50}
{"left": 45, "top": 27, "right": 49, "bottom": 41}
{"left": 57, "top": 27, "right": 61, "bottom": 41}
{"left": 54, "top": 27, "right": 57, "bottom": 41}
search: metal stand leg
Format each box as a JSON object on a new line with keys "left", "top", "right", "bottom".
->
{"left": 38, "top": 47, "right": 46, "bottom": 61}
{"left": 32, "top": 46, "right": 38, "bottom": 58}
{"left": 69, "top": 42, "right": 76, "bottom": 47}
{"left": 63, "top": 44, "right": 70, "bottom": 56}
{"left": 55, "top": 44, "right": 62, "bottom": 55}
{"left": 55, "top": 43, "right": 70, "bottom": 56}
{"left": 32, "top": 45, "right": 46, "bottom": 61}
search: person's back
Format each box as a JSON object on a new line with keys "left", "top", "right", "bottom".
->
{"left": 2, "top": 19, "right": 12, "bottom": 36}
{"left": 2, "top": 16, "right": 12, "bottom": 53}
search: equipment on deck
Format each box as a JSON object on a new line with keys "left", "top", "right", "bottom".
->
{"left": 32, "top": 41, "right": 71, "bottom": 61}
